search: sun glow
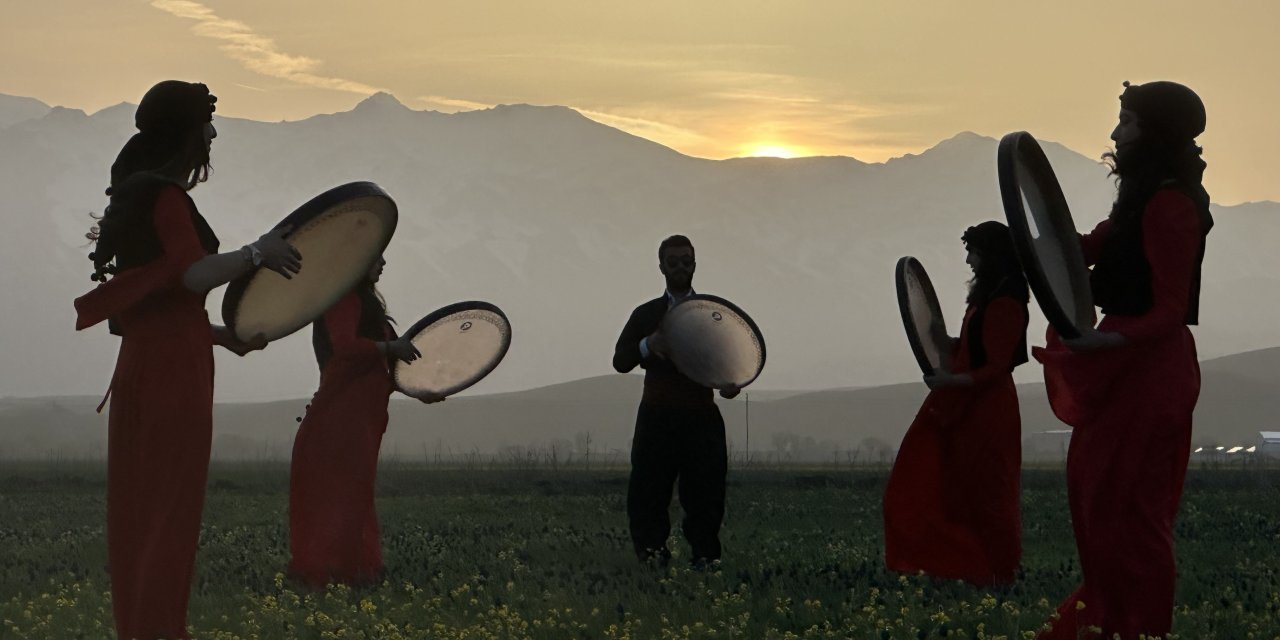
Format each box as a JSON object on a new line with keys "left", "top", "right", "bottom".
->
{"left": 742, "top": 144, "right": 804, "bottom": 159}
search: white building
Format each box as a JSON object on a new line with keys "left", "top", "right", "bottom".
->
{"left": 1259, "top": 432, "right": 1280, "bottom": 459}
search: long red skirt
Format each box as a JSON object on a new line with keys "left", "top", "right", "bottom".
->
{"left": 105, "top": 329, "right": 213, "bottom": 639}
{"left": 287, "top": 299, "right": 391, "bottom": 589}
{"left": 1035, "top": 326, "right": 1199, "bottom": 639}
{"left": 884, "top": 378, "right": 1022, "bottom": 586}
{"left": 76, "top": 185, "right": 214, "bottom": 640}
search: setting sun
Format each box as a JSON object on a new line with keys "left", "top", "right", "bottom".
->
{"left": 741, "top": 144, "right": 805, "bottom": 159}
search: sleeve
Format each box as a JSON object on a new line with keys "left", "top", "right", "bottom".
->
{"left": 74, "top": 187, "right": 208, "bottom": 330}
{"left": 613, "top": 306, "right": 651, "bottom": 373}
{"left": 1078, "top": 218, "right": 1113, "bottom": 267}
{"left": 967, "top": 297, "right": 1027, "bottom": 386}
{"left": 1109, "top": 190, "right": 1201, "bottom": 343}
{"left": 324, "top": 293, "right": 383, "bottom": 363}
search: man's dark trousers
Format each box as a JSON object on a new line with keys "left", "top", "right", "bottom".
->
{"left": 626, "top": 401, "right": 727, "bottom": 562}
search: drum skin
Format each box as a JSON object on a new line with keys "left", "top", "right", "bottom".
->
{"left": 393, "top": 301, "right": 511, "bottom": 398}
{"left": 222, "top": 182, "right": 398, "bottom": 342}
{"left": 896, "top": 257, "right": 950, "bottom": 375}
{"left": 663, "top": 294, "right": 765, "bottom": 389}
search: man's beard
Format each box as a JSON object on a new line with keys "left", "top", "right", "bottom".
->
{"left": 666, "top": 272, "right": 692, "bottom": 291}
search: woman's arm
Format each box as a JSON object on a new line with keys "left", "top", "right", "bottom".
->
{"left": 182, "top": 226, "right": 302, "bottom": 293}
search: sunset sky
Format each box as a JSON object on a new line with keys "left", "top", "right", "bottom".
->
{"left": 3, "top": 0, "right": 1276, "bottom": 203}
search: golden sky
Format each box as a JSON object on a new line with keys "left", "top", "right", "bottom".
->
{"left": 3, "top": 0, "right": 1276, "bottom": 203}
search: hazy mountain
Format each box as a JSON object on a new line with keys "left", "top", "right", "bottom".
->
{"left": 2, "top": 347, "right": 1273, "bottom": 461}
{"left": 0, "top": 94, "right": 50, "bottom": 129}
{"left": 1, "top": 91, "right": 1278, "bottom": 403}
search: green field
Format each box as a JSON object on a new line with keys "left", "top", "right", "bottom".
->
{"left": 1, "top": 462, "right": 1278, "bottom": 639}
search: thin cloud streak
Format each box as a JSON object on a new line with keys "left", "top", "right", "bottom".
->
{"left": 417, "top": 95, "right": 494, "bottom": 111}
{"left": 576, "top": 108, "right": 710, "bottom": 150}
{"left": 149, "top": 0, "right": 382, "bottom": 95}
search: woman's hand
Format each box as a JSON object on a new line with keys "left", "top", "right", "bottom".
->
{"left": 213, "top": 325, "right": 267, "bottom": 357}
{"left": 252, "top": 225, "right": 302, "bottom": 279}
{"left": 1062, "top": 328, "right": 1127, "bottom": 353}
{"left": 923, "top": 371, "right": 974, "bottom": 390}
{"left": 416, "top": 391, "right": 447, "bottom": 405}
{"left": 383, "top": 336, "right": 422, "bottom": 364}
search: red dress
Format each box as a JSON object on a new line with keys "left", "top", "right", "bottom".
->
{"left": 883, "top": 296, "right": 1027, "bottom": 586}
{"left": 288, "top": 291, "right": 393, "bottom": 588}
{"left": 74, "top": 186, "right": 213, "bottom": 640}
{"left": 1035, "top": 190, "right": 1204, "bottom": 640}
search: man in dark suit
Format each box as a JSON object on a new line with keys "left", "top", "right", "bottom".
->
{"left": 613, "top": 234, "right": 739, "bottom": 567}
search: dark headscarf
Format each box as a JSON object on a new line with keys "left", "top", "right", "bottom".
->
{"left": 135, "top": 80, "right": 218, "bottom": 134}
{"left": 962, "top": 220, "right": 1028, "bottom": 303}
{"left": 961, "top": 220, "right": 1017, "bottom": 262}
{"left": 89, "top": 81, "right": 220, "bottom": 284}
{"left": 108, "top": 82, "right": 217, "bottom": 191}
{"left": 1119, "top": 80, "right": 1205, "bottom": 148}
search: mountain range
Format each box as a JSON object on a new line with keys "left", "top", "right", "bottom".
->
{"left": 2, "top": 91, "right": 1277, "bottom": 408}
{"left": 2, "top": 345, "right": 1274, "bottom": 461}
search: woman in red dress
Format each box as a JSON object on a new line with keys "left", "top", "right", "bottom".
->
{"left": 288, "top": 256, "right": 441, "bottom": 589}
{"left": 884, "top": 221, "right": 1030, "bottom": 586}
{"left": 74, "top": 81, "right": 300, "bottom": 639}
{"left": 1035, "top": 81, "right": 1213, "bottom": 640}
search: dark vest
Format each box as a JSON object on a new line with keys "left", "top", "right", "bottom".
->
{"left": 109, "top": 174, "right": 220, "bottom": 272}
{"left": 104, "top": 174, "right": 219, "bottom": 335}
{"left": 1090, "top": 186, "right": 1209, "bottom": 324}
{"left": 966, "top": 287, "right": 1029, "bottom": 372}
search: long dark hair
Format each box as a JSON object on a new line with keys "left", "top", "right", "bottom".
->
{"left": 86, "top": 129, "right": 214, "bottom": 282}
{"left": 355, "top": 279, "right": 393, "bottom": 339}
{"left": 1102, "top": 141, "right": 1210, "bottom": 225}
{"left": 962, "top": 222, "right": 1029, "bottom": 306}
{"left": 312, "top": 278, "right": 395, "bottom": 370}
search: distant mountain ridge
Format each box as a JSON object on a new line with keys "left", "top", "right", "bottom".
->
{"left": 2, "top": 345, "right": 1274, "bottom": 461}
{"left": 0, "top": 93, "right": 51, "bottom": 129}
{"left": 1, "top": 90, "right": 1278, "bottom": 403}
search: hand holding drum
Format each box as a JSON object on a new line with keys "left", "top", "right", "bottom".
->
{"left": 250, "top": 225, "right": 302, "bottom": 279}
{"left": 222, "top": 182, "right": 399, "bottom": 343}
{"left": 393, "top": 301, "right": 512, "bottom": 402}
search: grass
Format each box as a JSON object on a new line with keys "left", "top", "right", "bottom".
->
{"left": 0, "top": 462, "right": 1278, "bottom": 639}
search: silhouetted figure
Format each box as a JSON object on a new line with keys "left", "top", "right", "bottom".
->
{"left": 288, "top": 256, "right": 441, "bottom": 590}
{"left": 613, "top": 235, "right": 739, "bottom": 567}
{"left": 74, "top": 80, "right": 300, "bottom": 640}
{"left": 1035, "top": 81, "right": 1213, "bottom": 640}
{"left": 883, "top": 221, "right": 1029, "bottom": 586}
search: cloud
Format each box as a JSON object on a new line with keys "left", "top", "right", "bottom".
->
{"left": 417, "top": 95, "right": 494, "bottom": 111}
{"left": 149, "top": 0, "right": 382, "bottom": 95}
{"left": 575, "top": 108, "right": 710, "bottom": 150}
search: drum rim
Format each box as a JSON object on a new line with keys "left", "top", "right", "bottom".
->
{"left": 997, "top": 131, "right": 1092, "bottom": 339}
{"left": 221, "top": 181, "right": 398, "bottom": 342}
{"left": 665, "top": 293, "right": 767, "bottom": 387}
{"left": 393, "top": 300, "right": 512, "bottom": 398}
{"left": 895, "top": 256, "right": 947, "bottom": 375}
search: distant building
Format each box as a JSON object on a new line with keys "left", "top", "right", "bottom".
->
{"left": 1260, "top": 432, "right": 1280, "bottom": 459}
{"left": 1024, "top": 429, "right": 1072, "bottom": 461}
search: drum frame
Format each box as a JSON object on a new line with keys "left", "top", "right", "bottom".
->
{"left": 895, "top": 256, "right": 950, "bottom": 375}
{"left": 998, "top": 131, "right": 1094, "bottom": 339}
